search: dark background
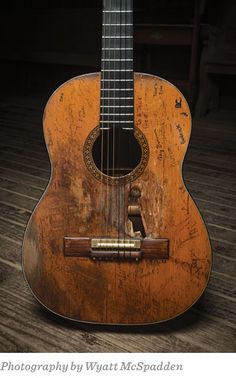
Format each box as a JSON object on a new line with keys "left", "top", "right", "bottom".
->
{"left": 0, "top": 0, "right": 235, "bottom": 353}
{"left": 0, "top": 0, "right": 236, "bottom": 115}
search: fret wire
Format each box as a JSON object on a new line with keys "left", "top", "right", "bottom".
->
{"left": 102, "top": 59, "right": 132, "bottom": 61}
{"left": 101, "top": 113, "right": 134, "bottom": 115}
{"left": 101, "top": 89, "right": 133, "bottom": 91}
{"left": 103, "top": 24, "right": 133, "bottom": 26}
{"left": 101, "top": 105, "right": 133, "bottom": 107}
{"left": 103, "top": 11, "right": 132, "bottom": 13}
{"left": 101, "top": 84, "right": 134, "bottom": 88}
{"left": 100, "top": 97, "right": 133, "bottom": 100}
{"left": 103, "top": 48, "right": 132, "bottom": 50}
{"left": 100, "top": 121, "right": 133, "bottom": 123}
{"left": 102, "top": 36, "right": 133, "bottom": 38}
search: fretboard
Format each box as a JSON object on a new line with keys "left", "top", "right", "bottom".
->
{"left": 100, "top": 0, "right": 134, "bottom": 130}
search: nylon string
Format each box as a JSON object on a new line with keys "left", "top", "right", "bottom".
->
{"left": 105, "top": 0, "right": 112, "bottom": 239}
{"left": 100, "top": 1, "right": 106, "bottom": 243}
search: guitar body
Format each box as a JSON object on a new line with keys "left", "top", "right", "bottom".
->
{"left": 22, "top": 72, "right": 212, "bottom": 324}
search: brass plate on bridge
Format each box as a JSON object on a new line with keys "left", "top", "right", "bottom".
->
{"left": 91, "top": 238, "right": 141, "bottom": 251}
{"left": 64, "top": 237, "right": 169, "bottom": 261}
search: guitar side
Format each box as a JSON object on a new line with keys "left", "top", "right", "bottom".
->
{"left": 22, "top": 72, "right": 212, "bottom": 324}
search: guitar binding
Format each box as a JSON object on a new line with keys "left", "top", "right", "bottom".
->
{"left": 83, "top": 126, "right": 150, "bottom": 185}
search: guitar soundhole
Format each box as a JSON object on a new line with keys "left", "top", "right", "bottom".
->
{"left": 83, "top": 127, "right": 149, "bottom": 185}
{"left": 92, "top": 129, "right": 142, "bottom": 177}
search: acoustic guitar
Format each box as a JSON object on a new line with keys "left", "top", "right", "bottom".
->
{"left": 22, "top": 0, "right": 212, "bottom": 324}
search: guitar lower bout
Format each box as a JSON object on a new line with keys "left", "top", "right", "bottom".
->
{"left": 22, "top": 72, "right": 212, "bottom": 325}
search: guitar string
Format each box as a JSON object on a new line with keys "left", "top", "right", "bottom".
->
{"left": 115, "top": 0, "right": 119, "bottom": 255}
{"left": 129, "top": 0, "right": 133, "bottom": 258}
{"left": 123, "top": 0, "right": 126, "bottom": 256}
{"left": 121, "top": 0, "right": 128, "bottom": 256}
{"left": 126, "top": 0, "right": 130, "bottom": 258}
{"left": 113, "top": 0, "right": 117, "bottom": 255}
{"left": 106, "top": 0, "right": 111, "bottom": 240}
{"left": 123, "top": 0, "right": 131, "bottom": 257}
{"left": 118, "top": 0, "right": 122, "bottom": 256}
{"left": 100, "top": 1, "right": 106, "bottom": 244}
{"left": 127, "top": 0, "right": 133, "bottom": 258}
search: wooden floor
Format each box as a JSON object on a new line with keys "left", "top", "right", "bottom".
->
{"left": 0, "top": 94, "right": 235, "bottom": 352}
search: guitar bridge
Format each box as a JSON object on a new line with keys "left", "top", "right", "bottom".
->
{"left": 64, "top": 237, "right": 169, "bottom": 261}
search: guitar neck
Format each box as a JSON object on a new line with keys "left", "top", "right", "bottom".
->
{"left": 100, "top": 0, "right": 134, "bottom": 131}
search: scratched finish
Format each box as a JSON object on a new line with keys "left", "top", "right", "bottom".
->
{"left": 22, "top": 73, "right": 212, "bottom": 324}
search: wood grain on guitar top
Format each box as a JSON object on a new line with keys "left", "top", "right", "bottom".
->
{"left": 22, "top": 73, "right": 212, "bottom": 324}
